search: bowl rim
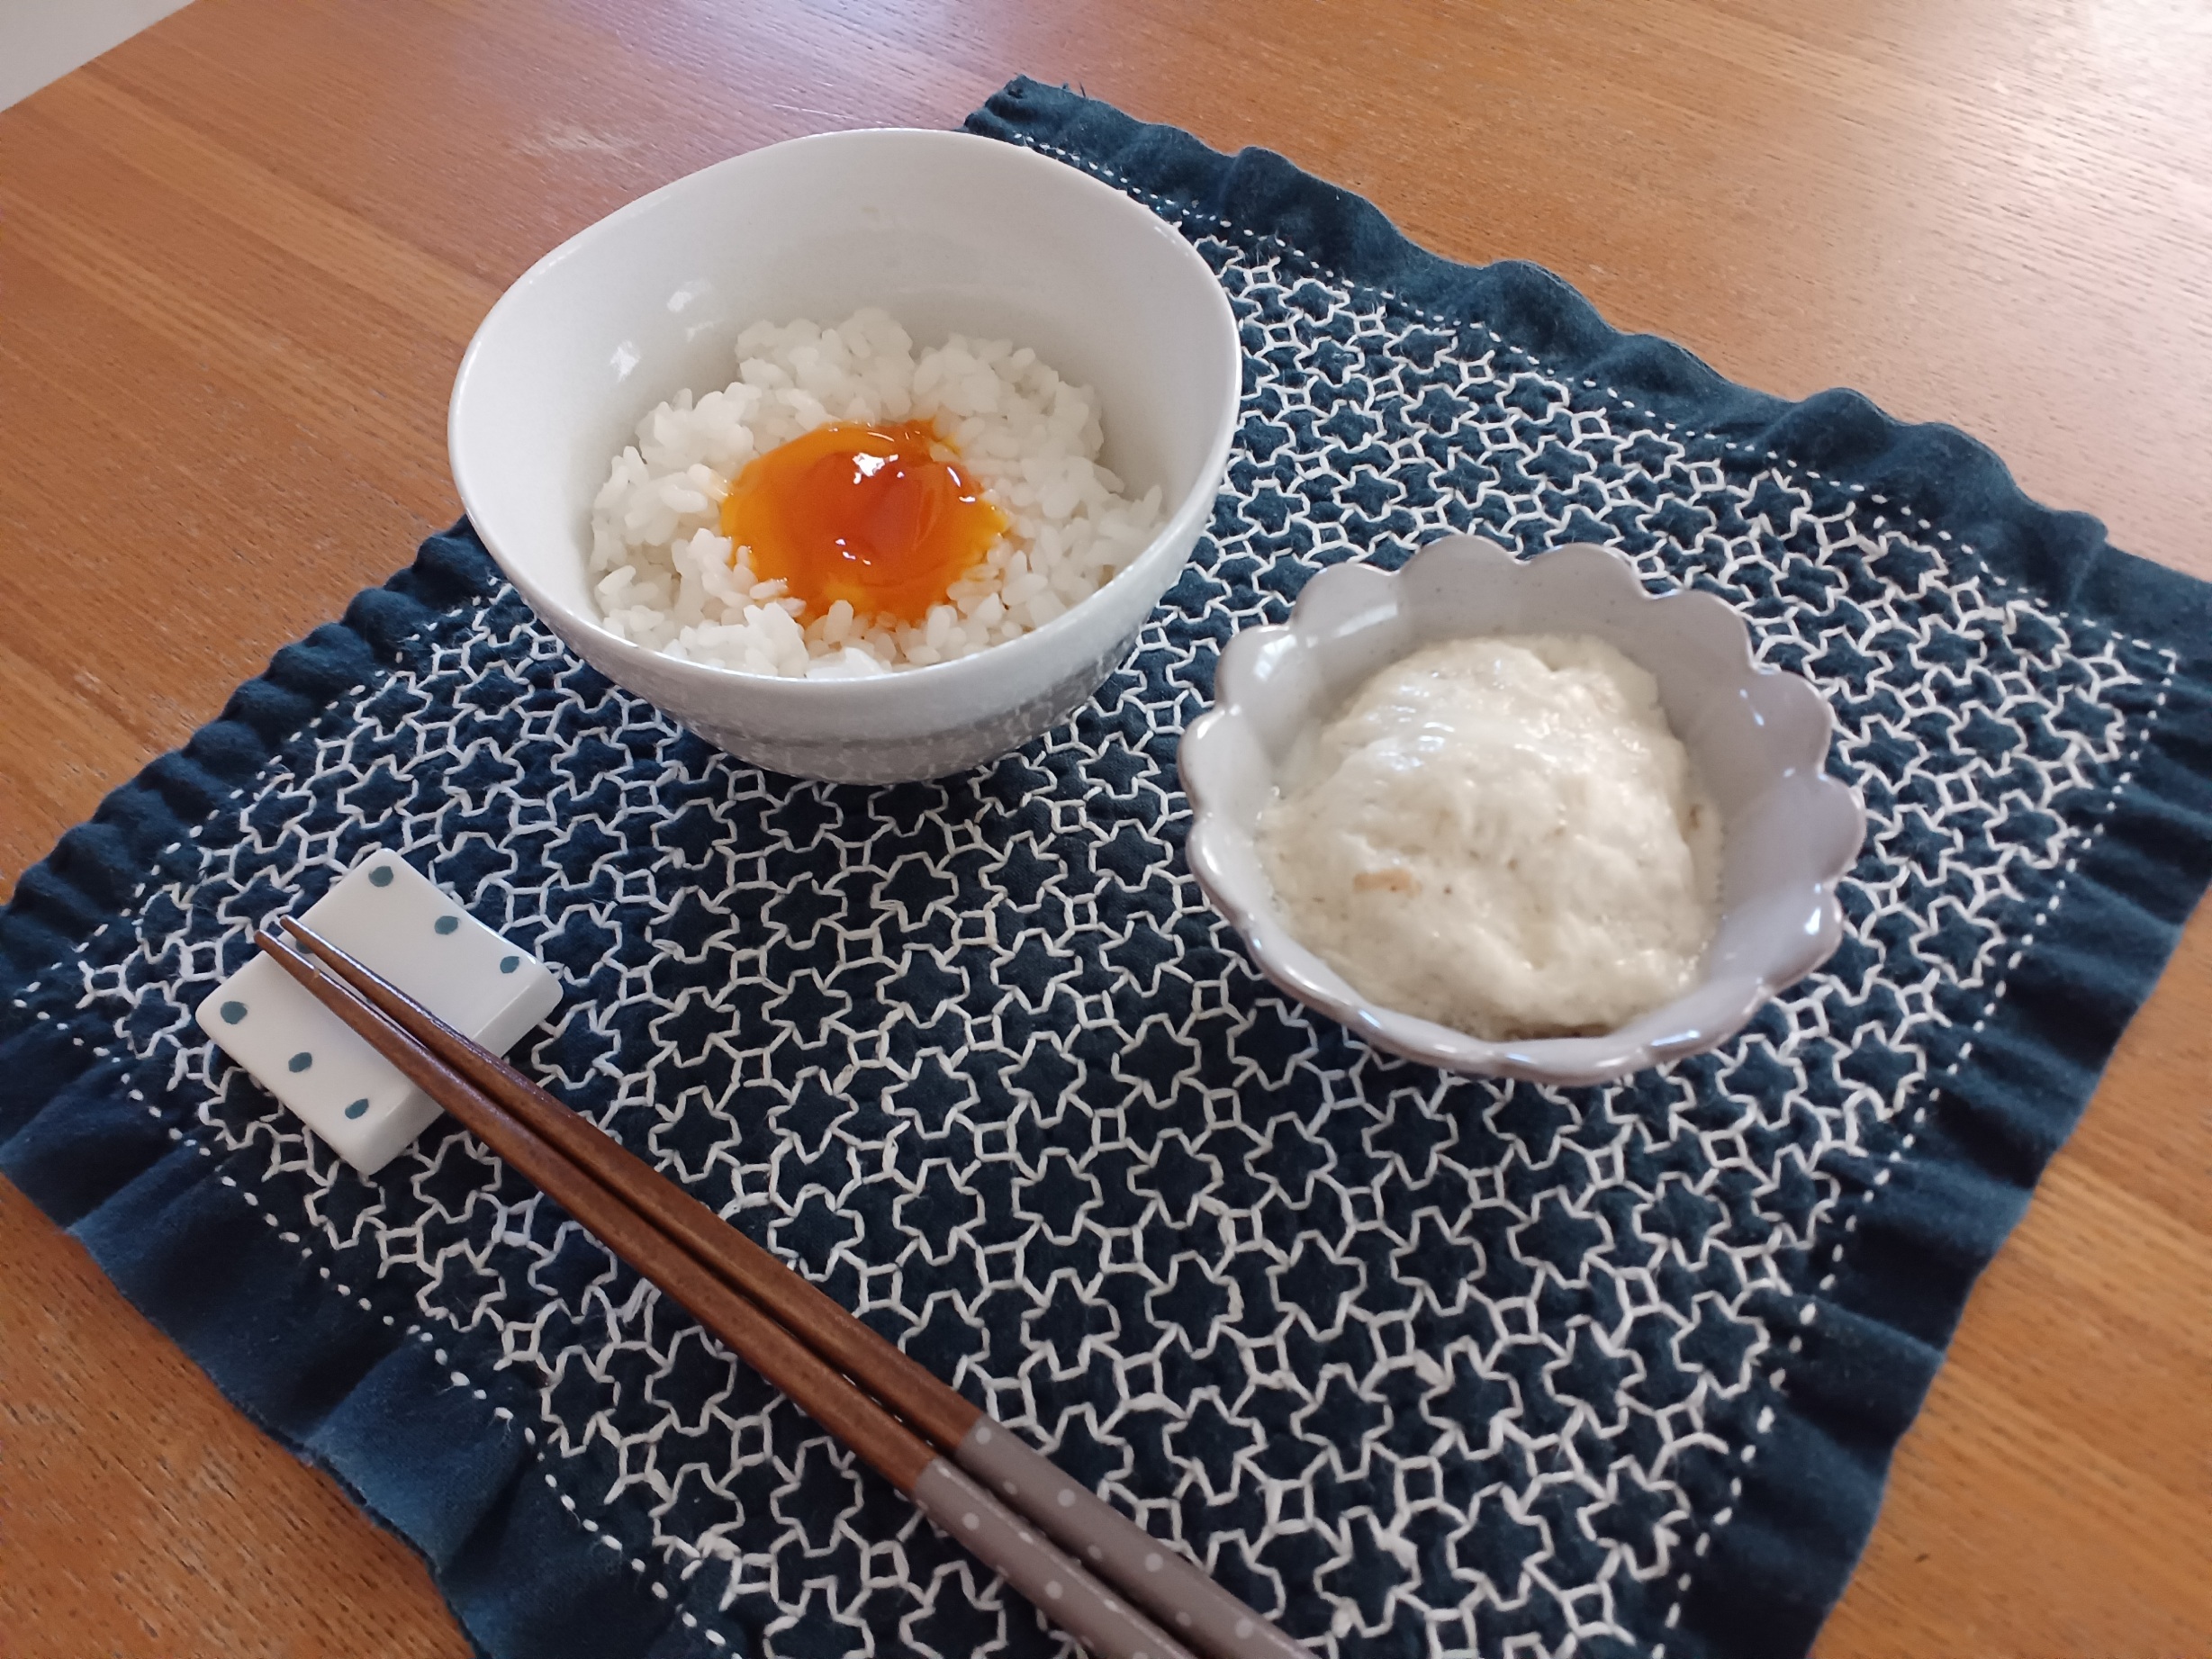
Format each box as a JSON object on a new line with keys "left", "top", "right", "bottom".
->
{"left": 1178, "top": 535, "right": 1868, "bottom": 1086}
{"left": 447, "top": 126, "right": 1244, "bottom": 703}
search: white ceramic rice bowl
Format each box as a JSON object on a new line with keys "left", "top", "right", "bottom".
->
{"left": 1178, "top": 536, "right": 1867, "bottom": 1086}
{"left": 450, "top": 129, "right": 1241, "bottom": 782}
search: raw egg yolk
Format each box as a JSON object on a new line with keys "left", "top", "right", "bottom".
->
{"left": 719, "top": 420, "right": 1007, "bottom": 625}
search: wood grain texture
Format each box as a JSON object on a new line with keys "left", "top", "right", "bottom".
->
{"left": 0, "top": 2, "right": 2206, "bottom": 1654}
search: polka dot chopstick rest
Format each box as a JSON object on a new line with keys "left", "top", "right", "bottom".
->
{"left": 194, "top": 852, "right": 562, "bottom": 1174}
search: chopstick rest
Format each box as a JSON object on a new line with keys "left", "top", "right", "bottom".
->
{"left": 194, "top": 852, "right": 560, "bottom": 1174}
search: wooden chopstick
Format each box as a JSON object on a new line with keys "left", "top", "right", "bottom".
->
{"left": 277, "top": 915, "right": 980, "bottom": 1450}
{"left": 254, "top": 926, "right": 1199, "bottom": 1659}
{"left": 268, "top": 918, "right": 1313, "bottom": 1659}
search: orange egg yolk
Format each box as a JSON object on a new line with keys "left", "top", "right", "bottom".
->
{"left": 718, "top": 420, "right": 1007, "bottom": 625}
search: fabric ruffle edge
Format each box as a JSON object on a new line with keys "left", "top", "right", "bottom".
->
{"left": 1, "top": 528, "right": 727, "bottom": 1658}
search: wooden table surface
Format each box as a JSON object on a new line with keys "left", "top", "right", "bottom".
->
{"left": 3, "top": 2, "right": 2207, "bottom": 1654}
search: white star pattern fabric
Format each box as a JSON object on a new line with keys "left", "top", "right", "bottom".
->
{"left": 6, "top": 90, "right": 2206, "bottom": 1659}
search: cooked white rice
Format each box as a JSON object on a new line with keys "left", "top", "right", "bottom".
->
{"left": 587, "top": 308, "right": 1164, "bottom": 677}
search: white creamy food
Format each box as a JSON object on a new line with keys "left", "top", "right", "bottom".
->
{"left": 1255, "top": 634, "right": 1720, "bottom": 1041}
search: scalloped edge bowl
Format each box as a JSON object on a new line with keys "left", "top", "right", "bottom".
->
{"left": 1178, "top": 536, "right": 1866, "bottom": 1085}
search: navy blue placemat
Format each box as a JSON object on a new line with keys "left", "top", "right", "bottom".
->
{"left": 7, "top": 77, "right": 2211, "bottom": 1659}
